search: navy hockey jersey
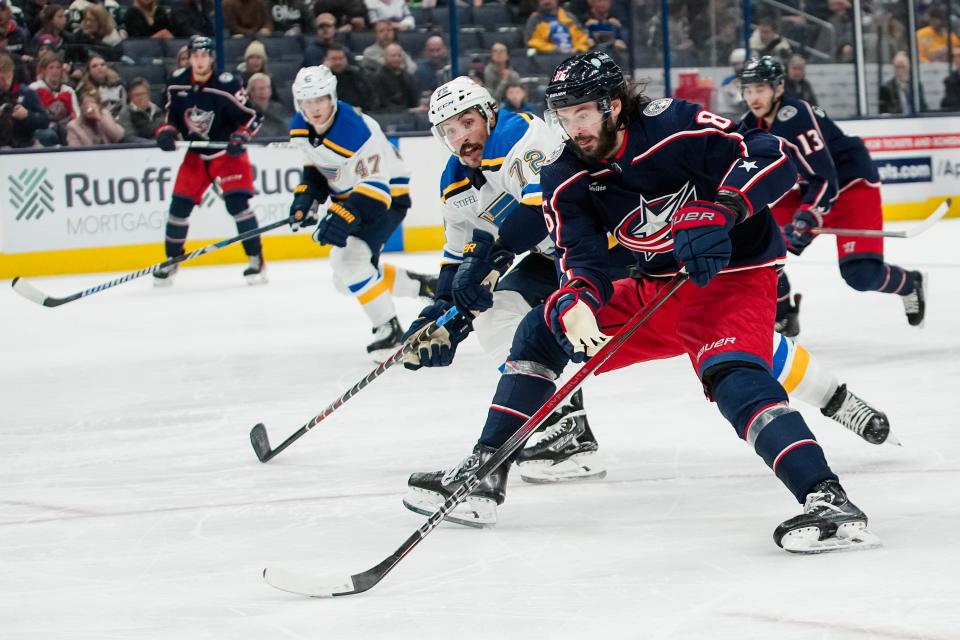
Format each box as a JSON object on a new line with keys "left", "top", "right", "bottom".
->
{"left": 163, "top": 68, "right": 261, "bottom": 153}
{"left": 541, "top": 98, "right": 797, "bottom": 304}
{"left": 740, "top": 97, "right": 878, "bottom": 214}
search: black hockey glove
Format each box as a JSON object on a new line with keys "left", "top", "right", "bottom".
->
{"left": 452, "top": 229, "right": 515, "bottom": 314}
{"left": 313, "top": 202, "right": 359, "bottom": 247}
{"left": 226, "top": 127, "right": 252, "bottom": 157}
{"left": 155, "top": 124, "right": 177, "bottom": 152}
{"left": 671, "top": 200, "right": 736, "bottom": 287}
{"left": 401, "top": 300, "right": 473, "bottom": 371}
{"left": 289, "top": 185, "right": 319, "bottom": 232}
{"left": 783, "top": 207, "right": 822, "bottom": 254}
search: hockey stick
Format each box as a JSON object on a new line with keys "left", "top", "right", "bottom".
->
{"left": 11, "top": 217, "right": 294, "bottom": 308}
{"left": 811, "top": 198, "right": 951, "bottom": 238}
{"left": 262, "top": 274, "right": 688, "bottom": 597}
{"left": 250, "top": 305, "right": 462, "bottom": 463}
{"left": 176, "top": 141, "right": 297, "bottom": 150}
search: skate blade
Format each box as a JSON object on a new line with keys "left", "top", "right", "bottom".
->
{"left": 402, "top": 490, "right": 496, "bottom": 528}
{"left": 517, "top": 453, "right": 607, "bottom": 484}
{"left": 245, "top": 273, "right": 268, "bottom": 286}
{"left": 782, "top": 522, "right": 881, "bottom": 554}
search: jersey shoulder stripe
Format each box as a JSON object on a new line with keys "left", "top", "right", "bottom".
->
{"left": 480, "top": 110, "right": 534, "bottom": 172}
{"left": 323, "top": 101, "right": 372, "bottom": 158}
{"left": 289, "top": 112, "right": 310, "bottom": 138}
{"left": 440, "top": 155, "right": 471, "bottom": 202}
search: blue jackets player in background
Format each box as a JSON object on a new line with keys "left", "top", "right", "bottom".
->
{"left": 411, "top": 52, "right": 882, "bottom": 553}
{"left": 284, "top": 66, "right": 437, "bottom": 359}
{"left": 153, "top": 36, "right": 266, "bottom": 286}
{"left": 740, "top": 56, "right": 927, "bottom": 335}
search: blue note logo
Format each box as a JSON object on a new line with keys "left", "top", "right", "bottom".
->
{"left": 9, "top": 168, "right": 55, "bottom": 221}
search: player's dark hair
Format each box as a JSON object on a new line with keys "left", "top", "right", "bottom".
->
{"left": 614, "top": 80, "right": 651, "bottom": 129}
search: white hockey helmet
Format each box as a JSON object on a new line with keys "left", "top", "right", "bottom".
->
{"left": 428, "top": 76, "right": 498, "bottom": 155}
{"left": 292, "top": 65, "right": 338, "bottom": 116}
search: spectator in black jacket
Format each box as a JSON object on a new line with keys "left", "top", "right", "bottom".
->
{"left": 312, "top": 0, "right": 365, "bottom": 31}
{"left": 941, "top": 49, "right": 960, "bottom": 111}
{"left": 0, "top": 53, "right": 49, "bottom": 147}
{"left": 0, "top": 0, "right": 32, "bottom": 83}
{"left": 879, "top": 50, "right": 928, "bottom": 114}
{"left": 783, "top": 54, "right": 818, "bottom": 105}
{"left": 124, "top": 0, "right": 175, "bottom": 39}
{"left": 170, "top": 0, "right": 213, "bottom": 37}
{"left": 373, "top": 42, "right": 418, "bottom": 112}
{"left": 323, "top": 43, "right": 376, "bottom": 111}
{"left": 303, "top": 12, "right": 354, "bottom": 66}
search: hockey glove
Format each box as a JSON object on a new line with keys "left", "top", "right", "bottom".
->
{"left": 289, "top": 184, "right": 319, "bottom": 232}
{"left": 671, "top": 200, "right": 737, "bottom": 288}
{"left": 544, "top": 283, "right": 608, "bottom": 363}
{"left": 155, "top": 124, "right": 177, "bottom": 152}
{"left": 226, "top": 127, "right": 252, "bottom": 157}
{"left": 783, "top": 207, "right": 822, "bottom": 254}
{"left": 401, "top": 300, "right": 473, "bottom": 370}
{"left": 313, "top": 202, "right": 359, "bottom": 247}
{"left": 452, "top": 229, "right": 515, "bottom": 314}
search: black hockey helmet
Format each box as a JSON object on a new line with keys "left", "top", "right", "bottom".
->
{"left": 740, "top": 56, "right": 785, "bottom": 88}
{"left": 187, "top": 35, "right": 215, "bottom": 55}
{"left": 544, "top": 51, "right": 627, "bottom": 112}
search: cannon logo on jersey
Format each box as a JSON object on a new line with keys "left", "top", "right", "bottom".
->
{"left": 778, "top": 105, "right": 797, "bottom": 121}
{"left": 643, "top": 98, "right": 673, "bottom": 117}
{"left": 614, "top": 181, "right": 697, "bottom": 259}
{"left": 184, "top": 106, "right": 215, "bottom": 138}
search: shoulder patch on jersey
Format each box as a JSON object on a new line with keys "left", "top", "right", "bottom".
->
{"left": 777, "top": 105, "right": 797, "bottom": 121}
{"left": 543, "top": 141, "right": 565, "bottom": 166}
{"left": 812, "top": 105, "right": 826, "bottom": 117}
{"left": 219, "top": 72, "right": 234, "bottom": 83}
{"left": 643, "top": 98, "right": 673, "bottom": 117}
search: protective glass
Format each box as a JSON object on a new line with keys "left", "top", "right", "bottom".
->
{"left": 431, "top": 113, "right": 485, "bottom": 155}
{"left": 545, "top": 103, "right": 605, "bottom": 140}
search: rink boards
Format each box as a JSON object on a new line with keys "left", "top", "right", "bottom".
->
{"left": 1, "top": 116, "right": 958, "bottom": 278}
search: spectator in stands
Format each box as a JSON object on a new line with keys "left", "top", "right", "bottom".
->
{"left": 77, "top": 54, "right": 126, "bottom": 118}
{"left": 483, "top": 42, "right": 519, "bottom": 100}
{"left": 0, "top": 0, "right": 31, "bottom": 80}
{"left": 879, "top": 50, "right": 929, "bottom": 114}
{"left": 749, "top": 16, "right": 791, "bottom": 61}
{"left": 372, "top": 42, "right": 418, "bottom": 112}
{"left": 324, "top": 43, "right": 377, "bottom": 111}
{"left": 916, "top": 4, "right": 960, "bottom": 63}
{"left": 32, "top": 6, "right": 68, "bottom": 54}
{"left": 525, "top": 0, "right": 591, "bottom": 54}
{"left": 23, "top": 0, "right": 47, "bottom": 35}
{"left": 124, "top": 0, "right": 174, "bottom": 39}
{"left": 30, "top": 50, "right": 77, "bottom": 145}
{"left": 873, "top": 3, "right": 908, "bottom": 65}
{"left": 507, "top": 0, "right": 539, "bottom": 22}
{"left": 499, "top": 81, "right": 534, "bottom": 114}
{"left": 0, "top": 52, "right": 48, "bottom": 148}
{"left": 312, "top": 0, "right": 365, "bottom": 32}
{"left": 813, "top": 0, "right": 854, "bottom": 61}
{"left": 246, "top": 72, "right": 290, "bottom": 136}
{"left": 77, "top": 5, "right": 124, "bottom": 61}
{"left": 237, "top": 40, "right": 269, "bottom": 85}
{"left": 67, "top": 89, "right": 123, "bottom": 146}
{"left": 361, "top": 20, "right": 416, "bottom": 75}
{"left": 268, "top": 0, "right": 312, "bottom": 35}
{"left": 170, "top": 0, "right": 214, "bottom": 37}
{"left": 117, "top": 76, "right": 161, "bottom": 141}
{"left": 303, "top": 12, "right": 354, "bottom": 66}
{"left": 582, "top": 0, "right": 626, "bottom": 52}
{"left": 647, "top": 0, "right": 695, "bottom": 63}
{"left": 414, "top": 35, "right": 450, "bottom": 96}
{"left": 364, "top": 0, "right": 414, "bottom": 31}
{"left": 174, "top": 44, "right": 189, "bottom": 70}
{"left": 784, "top": 53, "right": 818, "bottom": 105}
{"left": 66, "top": 0, "right": 123, "bottom": 36}
{"left": 942, "top": 49, "right": 960, "bottom": 110}
{"left": 223, "top": 0, "right": 272, "bottom": 37}
{"left": 719, "top": 47, "right": 746, "bottom": 115}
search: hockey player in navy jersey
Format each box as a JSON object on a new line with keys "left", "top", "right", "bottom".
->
{"left": 740, "top": 56, "right": 926, "bottom": 333}
{"left": 153, "top": 36, "right": 267, "bottom": 286}
{"left": 284, "top": 66, "right": 437, "bottom": 359}
{"left": 407, "top": 52, "right": 880, "bottom": 553}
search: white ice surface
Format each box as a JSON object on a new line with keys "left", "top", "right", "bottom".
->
{"left": 2, "top": 222, "right": 959, "bottom": 640}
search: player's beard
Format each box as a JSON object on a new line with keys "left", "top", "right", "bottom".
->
{"left": 573, "top": 117, "right": 619, "bottom": 163}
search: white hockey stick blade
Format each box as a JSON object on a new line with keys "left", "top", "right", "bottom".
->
{"left": 262, "top": 567, "right": 355, "bottom": 598}
{"left": 11, "top": 277, "right": 50, "bottom": 306}
{"left": 900, "top": 197, "right": 951, "bottom": 237}
{"left": 812, "top": 198, "right": 951, "bottom": 238}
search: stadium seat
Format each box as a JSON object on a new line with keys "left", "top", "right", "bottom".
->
{"left": 347, "top": 30, "right": 377, "bottom": 53}
{"left": 453, "top": 30, "right": 482, "bottom": 52}
{"left": 369, "top": 111, "right": 417, "bottom": 134}
{"left": 481, "top": 28, "right": 524, "bottom": 50}
{"left": 262, "top": 36, "right": 305, "bottom": 61}
{"left": 224, "top": 38, "right": 252, "bottom": 63}
{"left": 163, "top": 38, "right": 190, "bottom": 60}
{"left": 122, "top": 38, "right": 164, "bottom": 63}
{"left": 471, "top": 4, "right": 512, "bottom": 28}
{"left": 268, "top": 60, "right": 302, "bottom": 85}
{"left": 117, "top": 63, "right": 168, "bottom": 87}
{"left": 398, "top": 30, "right": 430, "bottom": 56}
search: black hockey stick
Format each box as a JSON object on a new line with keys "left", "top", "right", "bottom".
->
{"left": 262, "top": 274, "right": 688, "bottom": 597}
{"left": 250, "top": 305, "right": 463, "bottom": 463}
{"left": 11, "top": 217, "right": 294, "bottom": 307}
{"left": 811, "top": 198, "right": 951, "bottom": 238}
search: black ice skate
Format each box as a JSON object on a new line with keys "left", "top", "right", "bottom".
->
{"left": 366, "top": 316, "right": 403, "bottom": 361}
{"left": 408, "top": 271, "right": 439, "bottom": 300}
{"left": 821, "top": 383, "right": 896, "bottom": 445}
{"left": 403, "top": 443, "right": 509, "bottom": 527}
{"left": 243, "top": 255, "right": 267, "bottom": 285}
{"left": 774, "top": 480, "right": 880, "bottom": 553}
{"left": 901, "top": 271, "right": 926, "bottom": 327}
{"left": 775, "top": 293, "right": 801, "bottom": 337}
{"left": 152, "top": 263, "right": 179, "bottom": 287}
{"left": 516, "top": 389, "right": 606, "bottom": 483}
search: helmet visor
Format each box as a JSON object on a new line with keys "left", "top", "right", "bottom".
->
{"left": 431, "top": 109, "right": 487, "bottom": 156}
{"left": 545, "top": 102, "right": 605, "bottom": 140}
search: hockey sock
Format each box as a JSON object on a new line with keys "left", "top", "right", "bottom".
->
{"left": 840, "top": 258, "right": 915, "bottom": 295}
{"left": 772, "top": 333, "right": 839, "bottom": 408}
{"left": 712, "top": 366, "right": 837, "bottom": 502}
{"left": 164, "top": 195, "right": 194, "bottom": 258}
{"left": 225, "top": 193, "right": 261, "bottom": 256}
{"left": 479, "top": 361, "right": 557, "bottom": 454}
{"left": 330, "top": 238, "right": 397, "bottom": 327}
{"left": 388, "top": 265, "right": 422, "bottom": 298}
{"left": 877, "top": 264, "right": 915, "bottom": 295}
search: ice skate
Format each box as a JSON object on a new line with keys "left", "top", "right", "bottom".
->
{"left": 516, "top": 390, "right": 606, "bottom": 483}
{"left": 901, "top": 271, "right": 926, "bottom": 327}
{"left": 403, "top": 444, "right": 508, "bottom": 528}
{"left": 408, "top": 271, "right": 439, "bottom": 300}
{"left": 774, "top": 480, "right": 881, "bottom": 553}
{"left": 152, "top": 263, "right": 179, "bottom": 287}
{"left": 821, "top": 383, "right": 895, "bottom": 445}
{"left": 775, "top": 293, "right": 801, "bottom": 337}
{"left": 243, "top": 255, "right": 267, "bottom": 285}
{"left": 366, "top": 316, "right": 403, "bottom": 361}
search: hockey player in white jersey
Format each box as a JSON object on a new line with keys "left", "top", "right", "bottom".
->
{"left": 285, "top": 66, "right": 437, "bottom": 359}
